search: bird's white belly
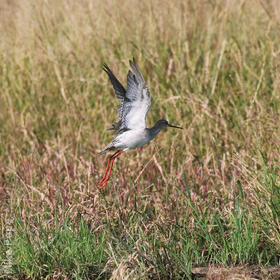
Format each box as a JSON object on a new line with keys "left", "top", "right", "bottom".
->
{"left": 114, "top": 129, "right": 150, "bottom": 150}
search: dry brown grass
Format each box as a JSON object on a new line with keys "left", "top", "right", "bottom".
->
{"left": 0, "top": 0, "right": 279, "bottom": 278}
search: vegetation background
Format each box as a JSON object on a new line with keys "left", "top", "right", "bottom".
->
{"left": 0, "top": 0, "right": 279, "bottom": 279}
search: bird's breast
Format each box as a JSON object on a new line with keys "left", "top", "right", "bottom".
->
{"left": 114, "top": 129, "right": 151, "bottom": 150}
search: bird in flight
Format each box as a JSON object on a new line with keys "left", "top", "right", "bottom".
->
{"left": 98, "top": 58, "right": 182, "bottom": 189}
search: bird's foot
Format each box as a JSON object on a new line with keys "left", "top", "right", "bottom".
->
{"left": 98, "top": 177, "right": 108, "bottom": 189}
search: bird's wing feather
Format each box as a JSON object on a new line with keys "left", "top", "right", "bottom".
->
{"left": 103, "top": 59, "right": 151, "bottom": 133}
{"left": 103, "top": 64, "right": 126, "bottom": 100}
{"left": 103, "top": 64, "right": 127, "bottom": 131}
{"left": 119, "top": 58, "right": 151, "bottom": 131}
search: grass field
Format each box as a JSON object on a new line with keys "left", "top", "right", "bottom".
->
{"left": 0, "top": 0, "right": 280, "bottom": 279}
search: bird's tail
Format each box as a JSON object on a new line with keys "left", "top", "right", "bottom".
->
{"left": 98, "top": 144, "right": 115, "bottom": 155}
{"left": 98, "top": 148, "right": 109, "bottom": 155}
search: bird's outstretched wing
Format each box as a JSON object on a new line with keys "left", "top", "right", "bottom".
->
{"left": 103, "top": 64, "right": 126, "bottom": 100}
{"left": 119, "top": 58, "right": 151, "bottom": 132}
{"left": 103, "top": 58, "right": 151, "bottom": 133}
{"left": 103, "top": 64, "right": 127, "bottom": 131}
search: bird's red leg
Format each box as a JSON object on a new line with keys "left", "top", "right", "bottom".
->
{"left": 98, "top": 151, "right": 124, "bottom": 189}
{"left": 99, "top": 159, "right": 116, "bottom": 189}
{"left": 98, "top": 152, "right": 121, "bottom": 186}
{"left": 101, "top": 151, "right": 124, "bottom": 186}
{"left": 98, "top": 157, "right": 113, "bottom": 186}
{"left": 99, "top": 151, "right": 124, "bottom": 188}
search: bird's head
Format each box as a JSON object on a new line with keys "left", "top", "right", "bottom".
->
{"left": 155, "top": 119, "right": 183, "bottom": 130}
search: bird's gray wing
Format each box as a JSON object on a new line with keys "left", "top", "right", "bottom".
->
{"left": 119, "top": 58, "right": 151, "bottom": 131}
{"left": 103, "top": 64, "right": 126, "bottom": 99}
{"left": 103, "top": 64, "right": 127, "bottom": 131}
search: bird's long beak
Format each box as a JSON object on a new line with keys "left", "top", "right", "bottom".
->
{"left": 168, "top": 124, "right": 183, "bottom": 129}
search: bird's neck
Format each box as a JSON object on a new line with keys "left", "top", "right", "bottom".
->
{"left": 147, "top": 123, "right": 163, "bottom": 140}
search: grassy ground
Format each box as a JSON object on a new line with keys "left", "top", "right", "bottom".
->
{"left": 0, "top": 0, "right": 280, "bottom": 279}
